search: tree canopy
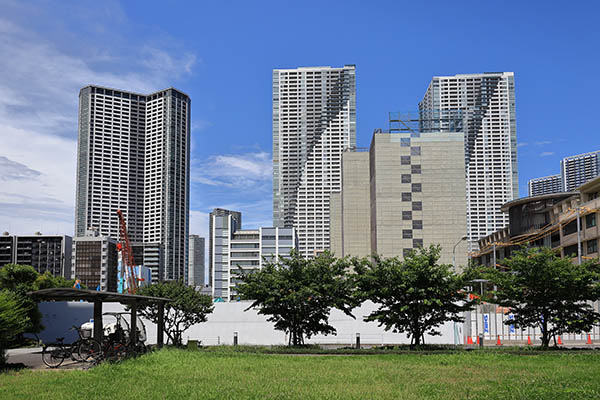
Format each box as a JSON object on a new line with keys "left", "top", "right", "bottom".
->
{"left": 136, "top": 281, "right": 214, "bottom": 346}
{"left": 355, "top": 245, "right": 475, "bottom": 346}
{"left": 0, "top": 289, "right": 30, "bottom": 365}
{"left": 236, "top": 251, "right": 357, "bottom": 346}
{"left": 473, "top": 247, "right": 600, "bottom": 348}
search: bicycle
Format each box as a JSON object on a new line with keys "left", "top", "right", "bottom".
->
{"left": 86, "top": 325, "right": 135, "bottom": 365}
{"left": 41, "top": 326, "right": 98, "bottom": 368}
{"left": 41, "top": 338, "right": 71, "bottom": 368}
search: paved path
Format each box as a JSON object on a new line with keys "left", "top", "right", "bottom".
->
{"left": 6, "top": 347, "right": 88, "bottom": 370}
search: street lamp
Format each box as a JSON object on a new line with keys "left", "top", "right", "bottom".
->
{"left": 452, "top": 235, "right": 468, "bottom": 268}
{"left": 452, "top": 235, "right": 467, "bottom": 346}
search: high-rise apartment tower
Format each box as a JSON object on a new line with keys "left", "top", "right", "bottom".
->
{"left": 188, "top": 235, "right": 205, "bottom": 287}
{"left": 528, "top": 174, "right": 562, "bottom": 196}
{"left": 75, "top": 85, "right": 190, "bottom": 282}
{"left": 561, "top": 150, "right": 600, "bottom": 192}
{"left": 527, "top": 150, "right": 600, "bottom": 196}
{"left": 272, "top": 65, "right": 356, "bottom": 257}
{"left": 419, "top": 72, "right": 518, "bottom": 250}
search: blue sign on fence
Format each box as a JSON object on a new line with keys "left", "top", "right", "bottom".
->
{"left": 484, "top": 315, "right": 489, "bottom": 333}
{"left": 509, "top": 314, "right": 515, "bottom": 333}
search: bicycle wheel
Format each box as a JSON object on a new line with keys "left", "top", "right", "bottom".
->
{"left": 42, "top": 345, "right": 66, "bottom": 368}
{"left": 78, "top": 339, "right": 102, "bottom": 363}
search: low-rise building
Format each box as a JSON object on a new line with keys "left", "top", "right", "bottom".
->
{"left": 210, "top": 209, "right": 297, "bottom": 301}
{"left": 0, "top": 232, "right": 72, "bottom": 278}
{"left": 472, "top": 176, "right": 600, "bottom": 266}
{"left": 71, "top": 234, "right": 118, "bottom": 292}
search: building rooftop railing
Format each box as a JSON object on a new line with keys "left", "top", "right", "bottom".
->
{"left": 389, "top": 110, "right": 464, "bottom": 133}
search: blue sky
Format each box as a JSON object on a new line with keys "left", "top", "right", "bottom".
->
{"left": 1, "top": 0, "right": 599, "bottom": 240}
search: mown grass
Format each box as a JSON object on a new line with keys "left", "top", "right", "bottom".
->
{"left": 1, "top": 347, "right": 600, "bottom": 399}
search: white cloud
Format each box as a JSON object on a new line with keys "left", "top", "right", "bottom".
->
{"left": 517, "top": 142, "right": 528, "bottom": 148}
{"left": 0, "top": 3, "right": 197, "bottom": 235}
{"left": 0, "top": 156, "right": 42, "bottom": 181}
{"left": 540, "top": 152, "right": 555, "bottom": 157}
{"left": 534, "top": 140, "right": 552, "bottom": 146}
{"left": 192, "top": 151, "right": 272, "bottom": 189}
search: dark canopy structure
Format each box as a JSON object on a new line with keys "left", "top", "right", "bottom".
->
{"left": 28, "top": 288, "right": 170, "bottom": 347}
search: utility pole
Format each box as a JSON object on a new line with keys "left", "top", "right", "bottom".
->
{"left": 492, "top": 243, "right": 497, "bottom": 268}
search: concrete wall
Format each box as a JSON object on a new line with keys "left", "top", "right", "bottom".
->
{"left": 419, "top": 133, "right": 467, "bottom": 268}
{"left": 36, "top": 301, "right": 459, "bottom": 346}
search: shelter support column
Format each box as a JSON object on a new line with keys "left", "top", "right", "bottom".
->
{"left": 157, "top": 300, "right": 165, "bottom": 348}
{"left": 130, "top": 302, "right": 137, "bottom": 346}
{"left": 93, "top": 301, "right": 103, "bottom": 341}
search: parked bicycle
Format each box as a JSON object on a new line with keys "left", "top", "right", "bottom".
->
{"left": 41, "top": 325, "right": 98, "bottom": 368}
{"left": 86, "top": 323, "right": 142, "bottom": 365}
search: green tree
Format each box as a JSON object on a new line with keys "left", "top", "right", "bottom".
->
{"left": 355, "top": 245, "right": 475, "bottom": 347}
{"left": 236, "top": 251, "right": 356, "bottom": 346}
{"left": 136, "top": 281, "right": 214, "bottom": 346}
{"left": 479, "top": 247, "right": 600, "bottom": 348}
{"left": 0, "top": 290, "right": 31, "bottom": 364}
{"left": 0, "top": 264, "right": 43, "bottom": 335}
{"left": 35, "top": 271, "right": 82, "bottom": 290}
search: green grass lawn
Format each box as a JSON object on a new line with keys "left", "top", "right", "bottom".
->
{"left": 1, "top": 348, "right": 600, "bottom": 399}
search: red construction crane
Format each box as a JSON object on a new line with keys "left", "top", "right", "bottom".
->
{"left": 116, "top": 209, "right": 138, "bottom": 294}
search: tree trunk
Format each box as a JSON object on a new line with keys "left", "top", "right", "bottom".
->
{"left": 541, "top": 317, "right": 550, "bottom": 348}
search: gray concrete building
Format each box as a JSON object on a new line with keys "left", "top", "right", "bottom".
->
{"left": 0, "top": 232, "right": 72, "bottom": 278}
{"left": 210, "top": 209, "right": 296, "bottom": 301}
{"left": 329, "top": 150, "right": 371, "bottom": 258}
{"left": 330, "top": 129, "right": 468, "bottom": 268}
{"left": 75, "top": 85, "right": 191, "bottom": 282}
{"left": 272, "top": 65, "right": 356, "bottom": 257}
{"left": 188, "top": 235, "right": 205, "bottom": 287}
{"left": 419, "top": 73, "right": 518, "bottom": 251}
{"left": 209, "top": 208, "right": 241, "bottom": 293}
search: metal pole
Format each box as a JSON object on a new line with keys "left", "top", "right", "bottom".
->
{"left": 356, "top": 333, "right": 361, "bottom": 349}
{"left": 492, "top": 243, "right": 497, "bottom": 268}
{"left": 576, "top": 207, "right": 582, "bottom": 265}
{"left": 233, "top": 331, "right": 238, "bottom": 346}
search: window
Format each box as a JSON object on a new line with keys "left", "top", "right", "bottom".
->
{"left": 401, "top": 174, "right": 411, "bottom": 183}
{"left": 411, "top": 183, "right": 422, "bottom": 192}
{"left": 401, "top": 156, "right": 411, "bottom": 165}
{"left": 412, "top": 201, "right": 422, "bottom": 211}
{"left": 410, "top": 147, "right": 421, "bottom": 156}
{"left": 412, "top": 220, "right": 423, "bottom": 230}
{"left": 402, "top": 230, "right": 413, "bottom": 239}
{"left": 402, "top": 192, "right": 412, "bottom": 201}
{"left": 586, "top": 213, "right": 596, "bottom": 229}
{"left": 403, "top": 248, "right": 412, "bottom": 258}
{"left": 401, "top": 138, "right": 410, "bottom": 147}
{"left": 413, "top": 239, "right": 423, "bottom": 248}
{"left": 411, "top": 165, "right": 422, "bottom": 174}
{"left": 402, "top": 211, "right": 412, "bottom": 220}
{"left": 587, "top": 239, "right": 598, "bottom": 254}
{"left": 563, "top": 244, "right": 578, "bottom": 257}
{"left": 563, "top": 220, "right": 577, "bottom": 236}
